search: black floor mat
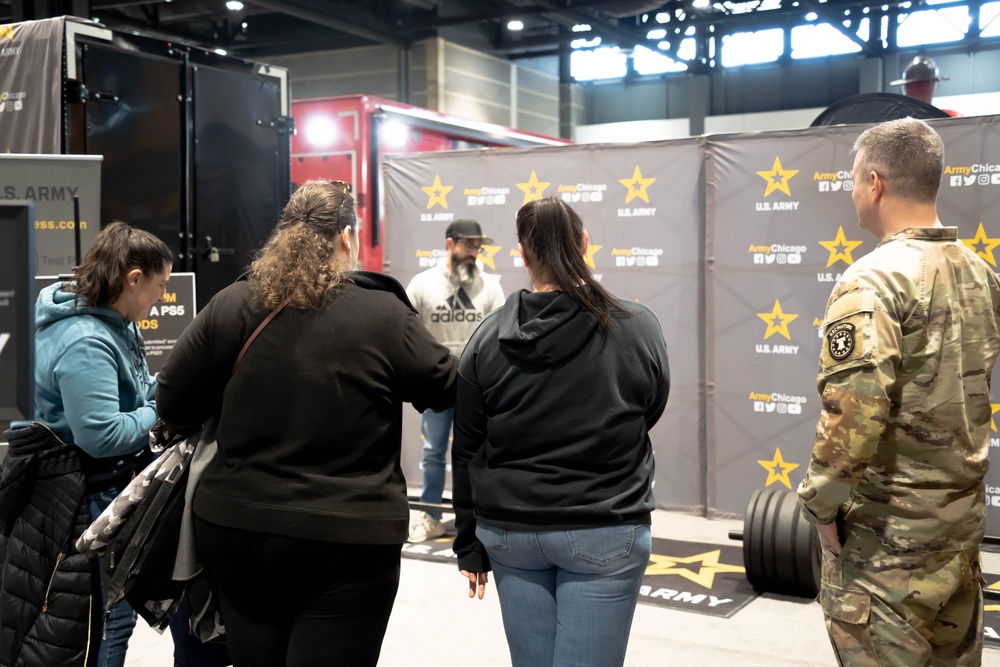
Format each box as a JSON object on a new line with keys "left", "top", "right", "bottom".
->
{"left": 403, "top": 525, "right": 758, "bottom": 619}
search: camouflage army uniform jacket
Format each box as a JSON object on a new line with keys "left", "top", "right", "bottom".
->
{"left": 797, "top": 226, "right": 1000, "bottom": 553}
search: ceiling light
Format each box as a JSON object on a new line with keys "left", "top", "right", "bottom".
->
{"left": 226, "top": 1, "right": 244, "bottom": 10}
{"left": 571, "top": 37, "right": 601, "bottom": 49}
{"left": 214, "top": 48, "right": 228, "bottom": 55}
{"left": 507, "top": 20, "right": 524, "bottom": 31}
{"left": 572, "top": 24, "right": 591, "bottom": 32}
{"left": 692, "top": 0, "right": 710, "bottom": 8}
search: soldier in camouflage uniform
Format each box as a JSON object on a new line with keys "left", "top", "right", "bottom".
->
{"left": 797, "top": 117, "right": 1000, "bottom": 667}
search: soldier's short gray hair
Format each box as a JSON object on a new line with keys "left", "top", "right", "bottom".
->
{"left": 852, "top": 117, "right": 944, "bottom": 205}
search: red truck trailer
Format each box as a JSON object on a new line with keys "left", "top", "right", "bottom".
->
{"left": 290, "top": 95, "right": 569, "bottom": 272}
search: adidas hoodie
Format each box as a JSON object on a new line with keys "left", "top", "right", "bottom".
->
{"left": 405, "top": 262, "right": 505, "bottom": 357}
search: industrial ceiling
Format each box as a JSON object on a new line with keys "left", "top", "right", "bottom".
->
{"left": 3, "top": 0, "right": 946, "bottom": 62}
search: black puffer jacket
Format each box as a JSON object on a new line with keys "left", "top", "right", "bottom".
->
{"left": 0, "top": 423, "right": 94, "bottom": 667}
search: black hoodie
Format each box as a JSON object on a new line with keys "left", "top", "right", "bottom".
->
{"left": 452, "top": 289, "right": 669, "bottom": 572}
{"left": 157, "top": 272, "right": 456, "bottom": 546}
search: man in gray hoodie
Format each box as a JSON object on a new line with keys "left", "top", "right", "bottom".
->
{"left": 405, "top": 220, "right": 504, "bottom": 542}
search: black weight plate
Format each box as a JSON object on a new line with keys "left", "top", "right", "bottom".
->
{"left": 792, "top": 505, "right": 821, "bottom": 598}
{"left": 744, "top": 489, "right": 765, "bottom": 589}
{"left": 771, "top": 490, "right": 801, "bottom": 592}
{"left": 760, "top": 489, "right": 783, "bottom": 590}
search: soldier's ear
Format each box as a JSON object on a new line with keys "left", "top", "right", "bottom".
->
{"left": 870, "top": 171, "right": 885, "bottom": 203}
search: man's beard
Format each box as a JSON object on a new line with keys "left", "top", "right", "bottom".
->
{"left": 450, "top": 256, "right": 479, "bottom": 286}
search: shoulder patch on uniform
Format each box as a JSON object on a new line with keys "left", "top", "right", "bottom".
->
{"left": 827, "top": 322, "right": 855, "bottom": 360}
{"left": 825, "top": 287, "right": 875, "bottom": 321}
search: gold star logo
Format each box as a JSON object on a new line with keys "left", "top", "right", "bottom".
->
{"left": 818, "top": 226, "right": 864, "bottom": 267}
{"left": 758, "top": 447, "right": 800, "bottom": 489}
{"left": 479, "top": 244, "right": 501, "bottom": 270}
{"left": 517, "top": 170, "right": 551, "bottom": 204}
{"left": 583, "top": 244, "right": 602, "bottom": 269}
{"left": 0, "top": 26, "right": 13, "bottom": 42}
{"left": 991, "top": 404, "right": 1000, "bottom": 432}
{"left": 645, "top": 549, "right": 745, "bottom": 588}
{"left": 757, "top": 299, "right": 798, "bottom": 341}
{"left": 421, "top": 175, "right": 453, "bottom": 210}
{"left": 961, "top": 222, "right": 1000, "bottom": 267}
{"left": 619, "top": 165, "right": 656, "bottom": 204}
{"left": 986, "top": 579, "right": 1000, "bottom": 611}
{"left": 756, "top": 157, "right": 799, "bottom": 197}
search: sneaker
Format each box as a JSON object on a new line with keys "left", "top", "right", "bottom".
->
{"left": 408, "top": 512, "right": 446, "bottom": 543}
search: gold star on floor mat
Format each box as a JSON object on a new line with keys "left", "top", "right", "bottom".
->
{"left": 645, "top": 549, "right": 745, "bottom": 588}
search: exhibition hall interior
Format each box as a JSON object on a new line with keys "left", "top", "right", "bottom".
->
{"left": 2, "top": 1, "right": 1000, "bottom": 665}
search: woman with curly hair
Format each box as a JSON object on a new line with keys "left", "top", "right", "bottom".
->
{"left": 155, "top": 180, "right": 456, "bottom": 666}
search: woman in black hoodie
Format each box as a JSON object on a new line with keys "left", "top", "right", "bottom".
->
{"left": 452, "top": 196, "right": 670, "bottom": 667}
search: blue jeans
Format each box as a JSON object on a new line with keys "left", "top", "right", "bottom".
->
{"left": 87, "top": 488, "right": 138, "bottom": 667}
{"left": 476, "top": 522, "right": 652, "bottom": 667}
{"left": 419, "top": 408, "right": 453, "bottom": 520}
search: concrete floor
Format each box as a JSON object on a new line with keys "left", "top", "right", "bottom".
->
{"left": 121, "top": 509, "right": 1000, "bottom": 667}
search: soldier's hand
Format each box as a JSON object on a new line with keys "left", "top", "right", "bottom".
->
{"left": 816, "top": 522, "right": 841, "bottom": 556}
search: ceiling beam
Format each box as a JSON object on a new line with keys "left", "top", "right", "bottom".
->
{"left": 526, "top": 0, "right": 651, "bottom": 48}
{"left": 244, "top": 0, "right": 409, "bottom": 47}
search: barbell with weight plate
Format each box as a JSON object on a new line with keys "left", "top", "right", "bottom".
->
{"left": 729, "top": 487, "right": 821, "bottom": 599}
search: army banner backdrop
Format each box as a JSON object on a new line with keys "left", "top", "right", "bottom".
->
{"left": 383, "top": 140, "right": 706, "bottom": 514}
{"left": 382, "top": 116, "right": 1000, "bottom": 535}
{"left": 0, "top": 17, "right": 63, "bottom": 153}
{"left": 706, "top": 126, "right": 862, "bottom": 519}
{"left": 709, "top": 116, "right": 1000, "bottom": 529}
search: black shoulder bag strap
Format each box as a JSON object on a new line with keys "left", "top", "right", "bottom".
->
{"left": 231, "top": 299, "right": 290, "bottom": 377}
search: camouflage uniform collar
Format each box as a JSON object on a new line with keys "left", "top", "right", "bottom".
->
{"left": 881, "top": 226, "right": 956, "bottom": 245}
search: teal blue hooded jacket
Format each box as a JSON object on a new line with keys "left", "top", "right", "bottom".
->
{"left": 24, "top": 282, "right": 156, "bottom": 480}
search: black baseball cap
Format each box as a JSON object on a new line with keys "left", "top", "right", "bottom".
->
{"left": 445, "top": 219, "right": 493, "bottom": 244}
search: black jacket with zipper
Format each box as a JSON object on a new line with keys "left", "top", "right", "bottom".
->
{"left": 0, "top": 423, "right": 94, "bottom": 667}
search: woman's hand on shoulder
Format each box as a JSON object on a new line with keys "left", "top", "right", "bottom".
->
{"left": 460, "top": 569, "right": 489, "bottom": 600}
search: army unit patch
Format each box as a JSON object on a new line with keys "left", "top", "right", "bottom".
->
{"left": 827, "top": 322, "right": 855, "bottom": 361}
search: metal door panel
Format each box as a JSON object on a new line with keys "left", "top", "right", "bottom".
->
{"left": 81, "top": 46, "right": 183, "bottom": 259}
{"left": 192, "top": 66, "right": 284, "bottom": 306}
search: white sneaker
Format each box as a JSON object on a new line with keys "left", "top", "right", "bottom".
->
{"left": 408, "top": 512, "right": 446, "bottom": 542}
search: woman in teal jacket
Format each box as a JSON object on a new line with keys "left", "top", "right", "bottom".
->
{"left": 25, "top": 221, "right": 171, "bottom": 667}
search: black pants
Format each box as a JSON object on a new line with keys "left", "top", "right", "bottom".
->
{"left": 169, "top": 599, "right": 230, "bottom": 667}
{"left": 194, "top": 516, "right": 401, "bottom": 667}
